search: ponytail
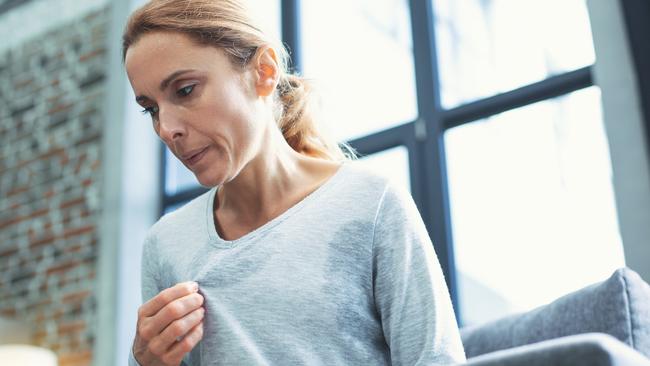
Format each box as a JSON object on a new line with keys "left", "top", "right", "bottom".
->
{"left": 275, "top": 74, "right": 356, "bottom": 161}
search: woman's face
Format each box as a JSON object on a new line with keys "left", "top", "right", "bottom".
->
{"left": 125, "top": 31, "right": 272, "bottom": 187}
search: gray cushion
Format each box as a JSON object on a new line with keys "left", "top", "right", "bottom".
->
{"left": 463, "top": 333, "right": 650, "bottom": 366}
{"left": 461, "top": 267, "right": 650, "bottom": 359}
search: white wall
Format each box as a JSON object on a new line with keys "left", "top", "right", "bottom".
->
{"left": 95, "top": 0, "right": 160, "bottom": 365}
{"left": 587, "top": 0, "right": 650, "bottom": 282}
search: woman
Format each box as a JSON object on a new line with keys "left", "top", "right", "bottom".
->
{"left": 123, "top": 0, "right": 465, "bottom": 365}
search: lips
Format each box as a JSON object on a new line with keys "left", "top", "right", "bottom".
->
{"left": 181, "top": 146, "right": 209, "bottom": 166}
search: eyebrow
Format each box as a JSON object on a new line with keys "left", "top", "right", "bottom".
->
{"left": 135, "top": 69, "right": 196, "bottom": 104}
{"left": 160, "top": 69, "right": 195, "bottom": 91}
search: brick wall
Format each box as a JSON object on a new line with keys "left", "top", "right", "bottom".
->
{"left": 0, "top": 8, "right": 107, "bottom": 366}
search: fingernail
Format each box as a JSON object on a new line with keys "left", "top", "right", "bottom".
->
{"left": 190, "top": 281, "right": 199, "bottom": 291}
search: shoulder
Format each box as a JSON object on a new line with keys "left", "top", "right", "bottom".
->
{"left": 322, "top": 161, "right": 421, "bottom": 230}
{"left": 340, "top": 161, "right": 413, "bottom": 211}
{"left": 332, "top": 160, "right": 417, "bottom": 209}
{"left": 292, "top": 161, "right": 396, "bottom": 231}
{"left": 334, "top": 161, "right": 423, "bottom": 238}
{"left": 336, "top": 160, "right": 393, "bottom": 197}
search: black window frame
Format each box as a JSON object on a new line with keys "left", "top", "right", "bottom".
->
{"left": 620, "top": 0, "right": 650, "bottom": 158}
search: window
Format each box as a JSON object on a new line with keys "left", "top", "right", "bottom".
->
{"left": 158, "top": 0, "right": 641, "bottom": 327}
{"left": 435, "top": 0, "right": 595, "bottom": 108}
{"left": 301, "top": 0, "right": 417, "bottom": 141}
{"left": 432, "top": 0, "right": 623, "bottom": 325}
{"left": 445, "top": 86, "right": 624, "bottom": 325}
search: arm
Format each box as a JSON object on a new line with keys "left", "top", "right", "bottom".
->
{"left": 372, "top": 183, "right": 466, "bottom": 365}
{"left": 129, "top": 236, "right": 202, "bottom": 366}
{"left": 129, "top": 235, "right": 163, "bottom": 366}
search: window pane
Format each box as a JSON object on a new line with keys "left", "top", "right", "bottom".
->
{"left": 301, "top": 0, "right": 418, "bottom": 141}
{"left": 434, "top": 0, "right": 596, "bottom": 108}
{"left": 357, "top": 146, "right": 411, "bottom": 193}
{"left": 165, "top": 148, "right": 200, "bottom": 196}
{"left": 246, "top": 0, "right": 281, "bottom": 42}
{"left": 444, "top": 87, "right": 624, "bottom": 326}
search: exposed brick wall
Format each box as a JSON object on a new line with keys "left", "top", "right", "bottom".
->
{"left": 0, "top": 8, "right": 107, "bottom": 366}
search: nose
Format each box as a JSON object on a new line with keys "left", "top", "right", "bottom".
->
{"left": 156, "top": 106, "right": 186, "bottom": 143}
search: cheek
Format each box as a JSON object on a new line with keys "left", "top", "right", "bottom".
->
{"left": 200, "top": 79, "right": 261, "bottom": 147}
{"left": 219, "top": 96, "right": 259, "bottom": 138}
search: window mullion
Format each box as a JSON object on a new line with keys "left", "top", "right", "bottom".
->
{"left": 281, "top": 0, "right": 302, "bottom": 74}
{"left": 408, "top": 0, "right": 459, "bottom": 318}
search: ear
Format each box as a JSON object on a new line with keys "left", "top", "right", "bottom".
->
{"left": 252, "top": 46, "right": 280, "bottom": 97}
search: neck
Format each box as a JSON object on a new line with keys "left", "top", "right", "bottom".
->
{"left": 215, "top": 127, "right": 314, "bottom": 225}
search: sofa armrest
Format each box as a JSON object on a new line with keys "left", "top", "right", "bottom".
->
{"left": 462, "top": 333, "right": 650, "bottom": 366}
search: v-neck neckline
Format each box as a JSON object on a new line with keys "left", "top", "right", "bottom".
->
{"left": 205, "top": 163, "right": 348, "bottom": 248}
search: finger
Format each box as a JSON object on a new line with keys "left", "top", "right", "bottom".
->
{"left": 156, "top": 292, "right": 204, "bottom": 323}
{"left": 149, "top": 307, "right": 205, "bottom": 355}
{"left": 165, "top": 321, "right": 204, "bottom": 362}
{"left": 144, "top": 292, "right": 204, "bottom": 338}
{"left": 139, "top": 281, "right": 198, "bottom": 318}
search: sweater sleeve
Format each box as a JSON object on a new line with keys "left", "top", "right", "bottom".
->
{"left": 130, "top": 232, "right": 196, "bottom": 366}
{"left": 372, "top": 183, "right": 466, "bottom": 365}
{"left": 128, "top": 234, "right": 167, "bottom": 366}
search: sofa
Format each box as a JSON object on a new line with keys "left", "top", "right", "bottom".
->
{"left": 459, "top": 267, "right": 650, "bottom": 365}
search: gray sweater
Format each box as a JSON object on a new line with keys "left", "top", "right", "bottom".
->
{"left": 129, "top": 162, "right": 466, "bottom": 365}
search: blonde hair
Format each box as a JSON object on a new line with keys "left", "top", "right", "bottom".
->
{"left": 122, "top": 0, "right": 356, "bottom": 161}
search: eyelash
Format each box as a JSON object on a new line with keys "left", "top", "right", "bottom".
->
{"left": 140, "top": 84, "right": 196, "bottom": 117}
{"left": 141, "top": 106, "right": 158, "bottom": 117}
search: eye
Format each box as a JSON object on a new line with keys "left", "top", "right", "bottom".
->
{"left": 177, "top": 84, "right": 195, "bottom": 97}
{"left": 141, "top": 105, "right": 159, "bottom": 117}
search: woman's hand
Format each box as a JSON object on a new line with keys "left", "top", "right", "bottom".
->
{"left": 133, "top": 281, "right": 205, "bottom": 366}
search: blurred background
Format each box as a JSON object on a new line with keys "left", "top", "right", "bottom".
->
{"left": 0, "top": 0, "right": 649, "bottom": 365}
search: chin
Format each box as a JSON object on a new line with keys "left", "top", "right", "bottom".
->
{"left": 195, "top": 170, "right": 228, "bottom": 188}
{"left": 196, "top": 176, "right": 220, "bottom": 188}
